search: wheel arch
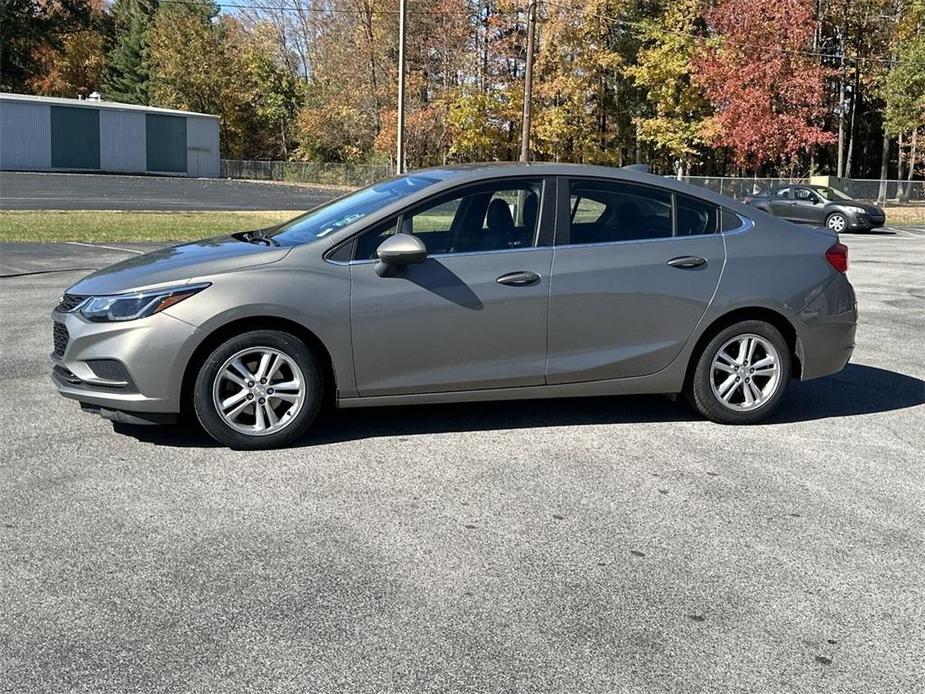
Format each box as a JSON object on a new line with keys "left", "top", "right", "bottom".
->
{"left": 180, "top": 316, "right": 337, "bottom": 415}
{"left": 685, "top": 307, "right": 803, "bottom": 388}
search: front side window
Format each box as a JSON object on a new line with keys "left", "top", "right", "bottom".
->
{"left": 354, "top": 179, "right": 543, "bottom": 259}
{"left": 567, "top": 180, "right": 672, "bottom": 244}
{"left": 795, "top": 188, "right": 821, "bottom": 203}
{"left": 814, "top": 186, "right": 851, "bottom": 201}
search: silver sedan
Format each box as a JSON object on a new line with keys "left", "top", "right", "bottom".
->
{"left": 51, "top": 164, "right": 858, "bottom": 449}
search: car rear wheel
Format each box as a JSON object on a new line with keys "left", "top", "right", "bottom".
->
{"left": 686, "top": 320, "right": 791, "bottom": 424}
{"left": 826, "top": 213, "right": 847, "bottom": 233}
{"left": 193, "top": 330, "right": 322, "bottom": 449}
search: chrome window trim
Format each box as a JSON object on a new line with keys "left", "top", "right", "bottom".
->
{"left": 329, "top": 244, "right": 556, "bottom": 266}
{"left": 721, "top": 214, "right": 755, "bottom": 237}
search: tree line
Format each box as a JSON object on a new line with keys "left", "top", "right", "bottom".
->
{"left": 2, "top": 0, "right": 924, "bottom": 180}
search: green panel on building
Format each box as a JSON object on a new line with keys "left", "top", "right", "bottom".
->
{"left": 50, "top": 106, "right": 100, "bottom": 169}
{"left": 146, "top": 114, "right": 187, "bottom": 173}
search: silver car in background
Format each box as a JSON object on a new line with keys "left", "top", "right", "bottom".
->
{"left": 51, "top": 164, "right": 857, "bottom": 449}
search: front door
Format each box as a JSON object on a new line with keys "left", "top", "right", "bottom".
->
{"left": 547, "top": 178, "right": 725, "bottom": 383}
{"left": 349, "top": 177, "right": 554, "bottom": 396}
{"left": 790, "top": 186, "right": 825, "bottom": 224}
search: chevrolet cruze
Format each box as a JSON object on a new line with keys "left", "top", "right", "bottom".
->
{"left": 51, "top": 164, "right": 857, "bottom": 449}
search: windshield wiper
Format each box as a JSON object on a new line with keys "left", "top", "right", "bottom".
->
{"left": 238, "top": 230, "right": 279, "bottom": 246}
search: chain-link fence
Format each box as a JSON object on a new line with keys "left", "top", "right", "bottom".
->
{"left": 221, "top": 160, "right": 924, "bottom": 204}
{"left": 220, "top": 160, "right": 395, "bottom": 187}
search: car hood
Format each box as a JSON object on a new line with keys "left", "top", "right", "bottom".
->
{"left": 67, "top": 235, "right": 292, "bottom": 296}
{"left": 832, "top": 199, "right": 883, "bottom": 214}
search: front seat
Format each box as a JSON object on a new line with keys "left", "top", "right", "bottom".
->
{"left": 606, "top": 199, "right": 645, "bottom": 242}
{"left": 521, "top": 192, "right": 538, "bottom": 245}
{"left": 482, "top": 198, "right": 515, "bottom": 250}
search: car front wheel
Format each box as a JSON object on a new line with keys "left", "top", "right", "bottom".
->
{"left": 826, "top": 212, "right": 847, "bottom": 233}
{"left": 193, "top": 329, "right": 323, "bottom": 449}
{"left": 686, "top": 320, "right": 791, "bottom": 424}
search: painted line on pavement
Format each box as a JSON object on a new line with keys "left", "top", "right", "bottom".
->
{"left": 66, "top": 241, "right": 145, "bottom": 254}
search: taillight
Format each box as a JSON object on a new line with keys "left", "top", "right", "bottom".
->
{"left": 826, "top": 242, "right": 848, "bottom": 273}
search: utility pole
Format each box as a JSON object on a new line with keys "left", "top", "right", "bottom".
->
{"left": 519, "top": 0, "right": 537, "bottom": 162}
{"left": 396, "top": 0, "right": 408, "bottom": 173}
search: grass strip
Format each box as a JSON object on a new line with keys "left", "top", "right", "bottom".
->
{"left": 0, "top": 210, "right": 301, "bottom": 242}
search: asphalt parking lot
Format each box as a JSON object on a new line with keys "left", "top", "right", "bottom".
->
{"left": 1, "top": 230, "right": 923, "bottom": 693}
{"left": 0, "top": 171, "right": 339, "bottom": 211}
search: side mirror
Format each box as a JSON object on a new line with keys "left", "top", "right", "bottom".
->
{"left": 375, "top": 233, "right": 427, "bottom": 277}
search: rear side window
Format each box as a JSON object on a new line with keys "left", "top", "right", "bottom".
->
{"left": 567, "top": 180, "right": 672, "bottom": 244}
{"left": 566, "top": 179, "right": 722, "bottom": 244}
{"left": 720, "top": 208, "right": 745, "bottom": 232}
{"left": 676, "top": 194, "right": 718, "bottom": 236}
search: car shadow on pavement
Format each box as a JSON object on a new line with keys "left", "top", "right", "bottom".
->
{"left": 114, "top": 363, "right": 923, "bottom": 449}
{"left": 770, "top": 363, "right": 924, "bottom": 423}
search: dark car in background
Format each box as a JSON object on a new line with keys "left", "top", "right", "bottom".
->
{"left": 744, "top": 184, "right": 886, "bottom": 233}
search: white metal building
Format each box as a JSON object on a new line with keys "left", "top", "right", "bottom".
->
{"left": 0, "top": 93, "right": 220, "bottom": 177}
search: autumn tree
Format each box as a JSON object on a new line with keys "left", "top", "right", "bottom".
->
{"left": 148, "top": 1, "right": 258, "bottom": 156}
{"left": 882, "top": 0, "right": 925, "bottom": 197}
{"left": 626, "top": 0, "right": 709, "bottom": 175}
{"left": 1, "top": 0, "right": 96, "bottom": 92}
{"left": 695, "top": 0, "right": 834, "bottom": 173}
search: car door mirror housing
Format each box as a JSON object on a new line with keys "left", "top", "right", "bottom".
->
{"left": 375, "top": 233, "right": 427, "bottom": 276}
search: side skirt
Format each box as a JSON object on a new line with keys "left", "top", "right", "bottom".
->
{"left": 336, "top": 372, "right": 681, "bottom": 409}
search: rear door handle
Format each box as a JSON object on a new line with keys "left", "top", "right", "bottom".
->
{"left": 496, "top": 271, "right": 541, "bottom": 286}
{"left": 667, "top": 256, "right": 707, "bottom": 269}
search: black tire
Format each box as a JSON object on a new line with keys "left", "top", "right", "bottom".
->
{"left": 685, "top": 320, "right": 791, "bottom": 424}
{"left": 193, "top": 329, "right": 323, "bottom": 449}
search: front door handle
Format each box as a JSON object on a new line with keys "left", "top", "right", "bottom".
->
{"left": 496, "top": 270, "right": 541, "bottom": 286}
{"left": 667, "top": 256, "right": 707, "bottom": 269}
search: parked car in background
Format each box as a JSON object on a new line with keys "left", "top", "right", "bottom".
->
{"left": 51, "top": 164, "right": 857, "bottom": 449}
{"left": 743, "top": 184, "right": 886, "bottom": 232}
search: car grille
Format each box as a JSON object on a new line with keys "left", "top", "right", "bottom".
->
{"left": 56, "top": 293, "right": 86, "bottom": 312}
{"left": 53, "top": 322, "right": 69, "bottom": 356}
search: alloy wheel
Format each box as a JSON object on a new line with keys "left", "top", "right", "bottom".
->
{"left": 212, "top": 346, "right": 306, "bottom": 435}
{"left": 709, "top": 334, "right": 781, "bottom": 412}
{"left": 827, "top": 214, "right": 846, "bottom": 233}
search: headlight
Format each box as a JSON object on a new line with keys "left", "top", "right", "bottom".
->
{"left": 845, "top": 206, "right": 866, "bottom": 215}
{"left": 80, "top": 283, "right": 210, "bottom": 322}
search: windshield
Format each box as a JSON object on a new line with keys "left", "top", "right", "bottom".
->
{"left": 813, "top": 186, "right": 852, "bottom": 201}
{"left": 268, "top": 174, "right": 440, "bottom": 245}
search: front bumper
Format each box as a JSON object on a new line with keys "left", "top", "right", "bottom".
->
{"left": 50, "top": 308, "right": 201, "bottom": 414}
{"left": 847, "top": 210, "right": 886, "bottom": 230}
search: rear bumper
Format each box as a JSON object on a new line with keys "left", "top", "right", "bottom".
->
{"left": 797, "top": 275, "right": 858, "bottom": 380}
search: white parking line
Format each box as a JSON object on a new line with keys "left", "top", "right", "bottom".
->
{"left": 66, "top": 241, "right": 145, "bottom": 255}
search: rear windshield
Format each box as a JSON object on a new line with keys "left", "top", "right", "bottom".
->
{"left": 268, "top": 174, "right": 439, "bottom": 245}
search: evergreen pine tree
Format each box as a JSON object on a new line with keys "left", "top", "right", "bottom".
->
{"left": 103, "top": 0, "right": 158, "bottom": 104}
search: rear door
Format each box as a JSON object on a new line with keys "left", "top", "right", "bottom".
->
{"left": 768, "top": 186, "right": 795, "bottom": 219}
{"left": 546, "top": 177, "right": 725, "bottom": 383}
{"left": 348, "top": 177, "right": 554, "bottom": 396}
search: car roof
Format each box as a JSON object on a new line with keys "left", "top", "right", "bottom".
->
{"left": 406, "top": 162, "right": 750, "bottom": 207}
